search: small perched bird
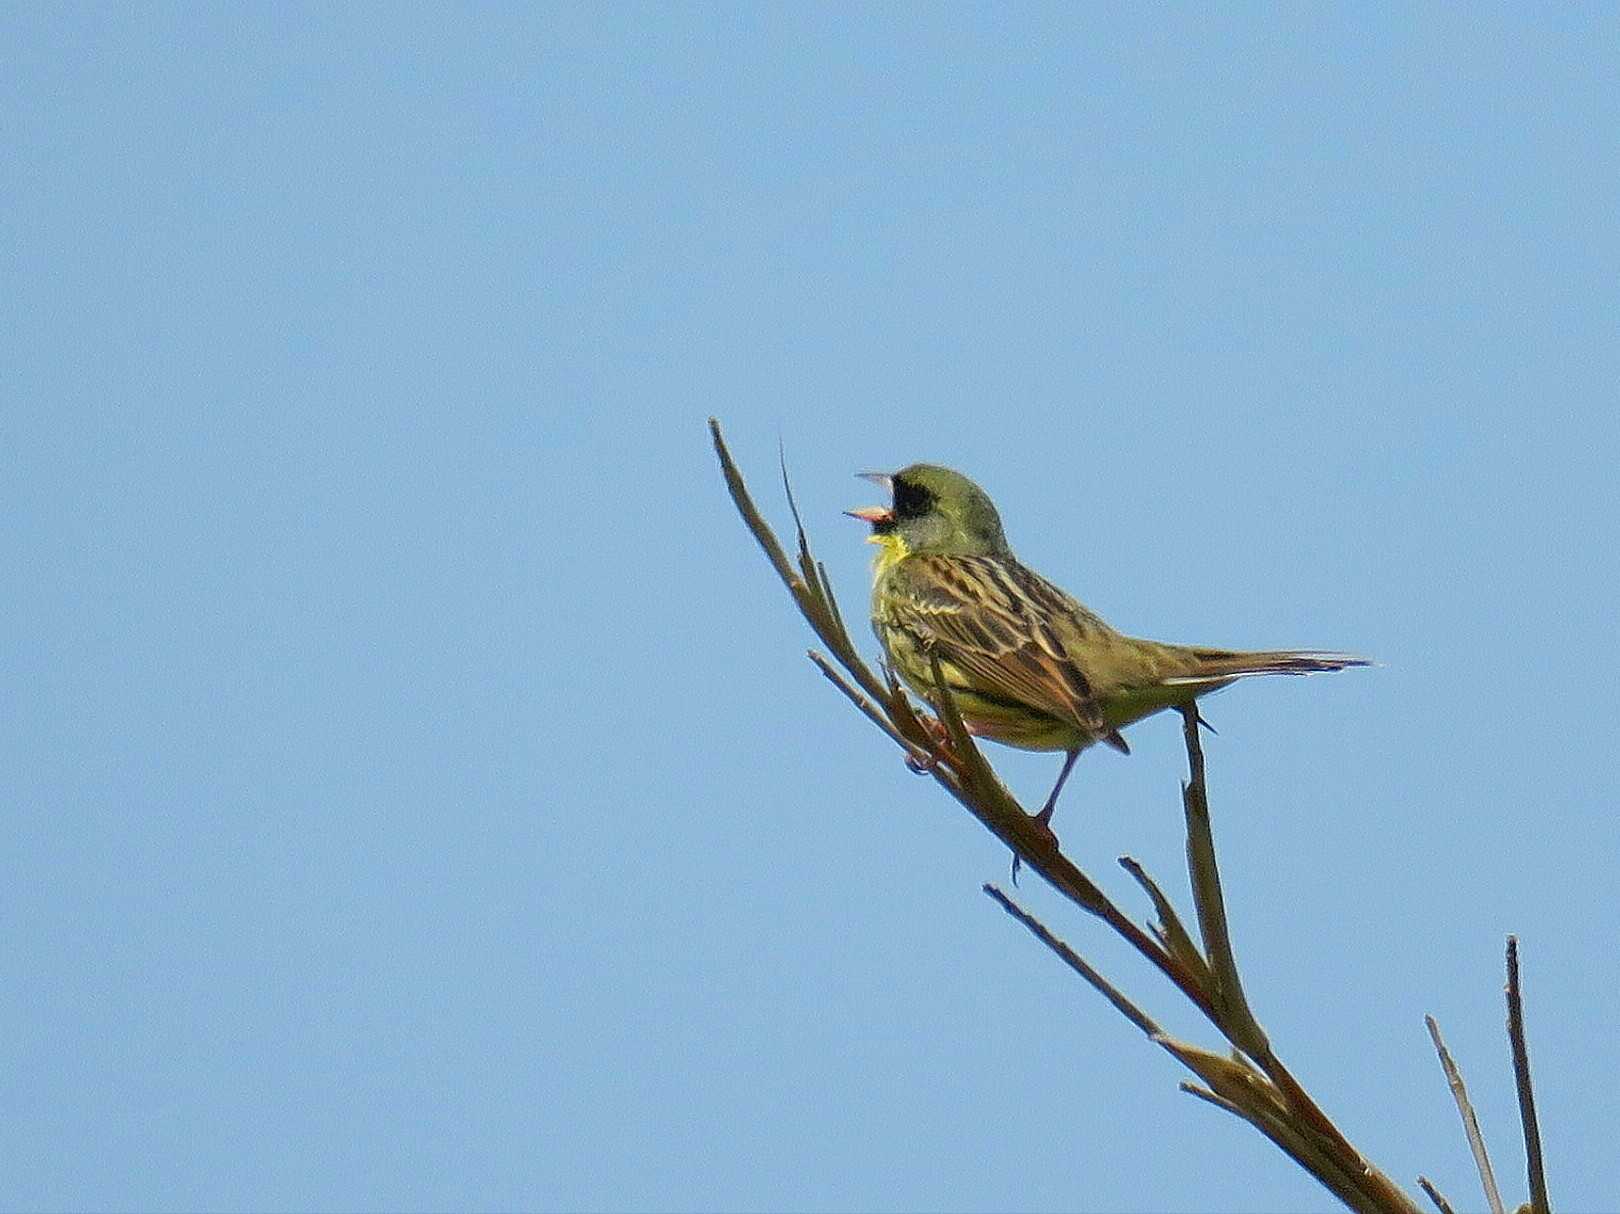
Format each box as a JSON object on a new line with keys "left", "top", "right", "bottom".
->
{"left": 847, "top": 464, "right": 1366, "bottom": 826}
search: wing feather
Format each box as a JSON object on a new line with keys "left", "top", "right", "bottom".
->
{"left": 883, "top": 554, "right": 1127, "bottom": 752}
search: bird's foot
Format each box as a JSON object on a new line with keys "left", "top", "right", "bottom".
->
{"left": 1010, "top": 806, "right": 1060, "bottom": 884}
{"left": 904, "top": 715, "right": 954, "bottom": 775}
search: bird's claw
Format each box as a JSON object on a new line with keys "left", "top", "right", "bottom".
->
{"left": 904, "top": 715, "right": 955, "bottom": 774}
{"left": 1010, "top": 810, "right": 1059, "bottom": 884}
{"left": 905, "top": 750, "right": 940, "bottom": 775}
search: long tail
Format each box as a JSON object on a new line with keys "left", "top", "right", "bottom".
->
{"left": 1159, "top": 649, "right": 1370, "bottom": 687}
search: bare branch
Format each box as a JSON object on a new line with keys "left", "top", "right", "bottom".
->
{"left": 1175, "top": 707, "right": 1417, "bottom": 1213}
{"left": 983, "top": 883, "right": 1161, "bottom": 1038}
{"left": 1181, "top": 1080, "right": 1245, "bottom": 1117}
{"left": 1168, "top": 1050, "right": 1377, "bottom": 1214}
{"left": 1418, "top": 1176, "right": 1459, "bottom": 1214}
{"left": 806, "top": 650, "right": 933, "bottom": 766}
{"left": 711, "top": 417, "right": 801, "bottom": 593}
{"left": 1506, "top": 937, "right": 1550, "bottom": 1214}
{"left": 1177, "top": 701, "right": 1267, "bottom": 1057}
{"left": 1118, "top": 854, "right": 1212, "bottom": 989}
{"left": 1426, "top": 1014, "right": 1506, "bottom": 1214}
{"left": 926, "top": 652, "right": 1005, "bottom": 799}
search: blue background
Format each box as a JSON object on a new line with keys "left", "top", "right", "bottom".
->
{"left": 5, "top": 6, "right": 1616, "bottom": 1211}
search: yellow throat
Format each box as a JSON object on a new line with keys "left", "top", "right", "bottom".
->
{"left": 866, "top": 530, "right": 910, "bottom": 577}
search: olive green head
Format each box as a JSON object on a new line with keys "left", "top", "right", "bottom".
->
{"left": 847, "top": 463, "right": 1010, "bottom": 557}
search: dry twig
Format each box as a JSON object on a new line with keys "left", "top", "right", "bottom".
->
{"left": 1507, "top": 937, "right": 1550, "bottom": 1214}
{"left": 1425, "top": 1014, "right": 1505, "bottom": 1214}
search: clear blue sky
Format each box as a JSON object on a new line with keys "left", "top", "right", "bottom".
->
{"left": 5, "top": 6, "right": 1617, "bottom": 1212}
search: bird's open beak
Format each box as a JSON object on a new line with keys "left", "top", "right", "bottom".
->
{"left": 844, "top": 471, "right": 895, "bottom": 525}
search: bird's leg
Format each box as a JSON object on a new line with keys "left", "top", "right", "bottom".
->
{"left": 904, "top": 714, "right": 954, "bottom": 774}
{"left": 1011, "top": 748, "right": 1078, "bottom": 885}
{"left": 1034, "top": 748, "right": 1082, "bottom": 826}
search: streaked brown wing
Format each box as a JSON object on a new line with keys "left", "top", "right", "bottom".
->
{"left": 883, "top": 553, "right": 1126, "bottom": 751}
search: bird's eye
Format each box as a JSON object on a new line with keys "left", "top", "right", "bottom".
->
{"left": 893, "top": 478, "right": 934, "bottom": 519}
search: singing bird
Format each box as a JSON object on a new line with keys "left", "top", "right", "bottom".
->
{"left": 847, "top": 464, "right": 1366, "bottom": 825}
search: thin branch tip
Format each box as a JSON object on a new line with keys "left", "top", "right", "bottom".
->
{"left": 1506, "top": 937, "right": 1550, "bottom": 1214}
{"left": 1427, "top": 1013, "right": 1506, "bottom": 1214}
{"left": 1418, "top": 1176, "right": 1459, "bottom": 1214}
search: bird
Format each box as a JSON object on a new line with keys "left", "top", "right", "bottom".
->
{"left": 846, "top": 463, "right": 1366, "bottom": 828}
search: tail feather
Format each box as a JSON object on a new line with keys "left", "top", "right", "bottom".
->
{"left": 1159, "top": 649, "right": 1370, "bottom": 687}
